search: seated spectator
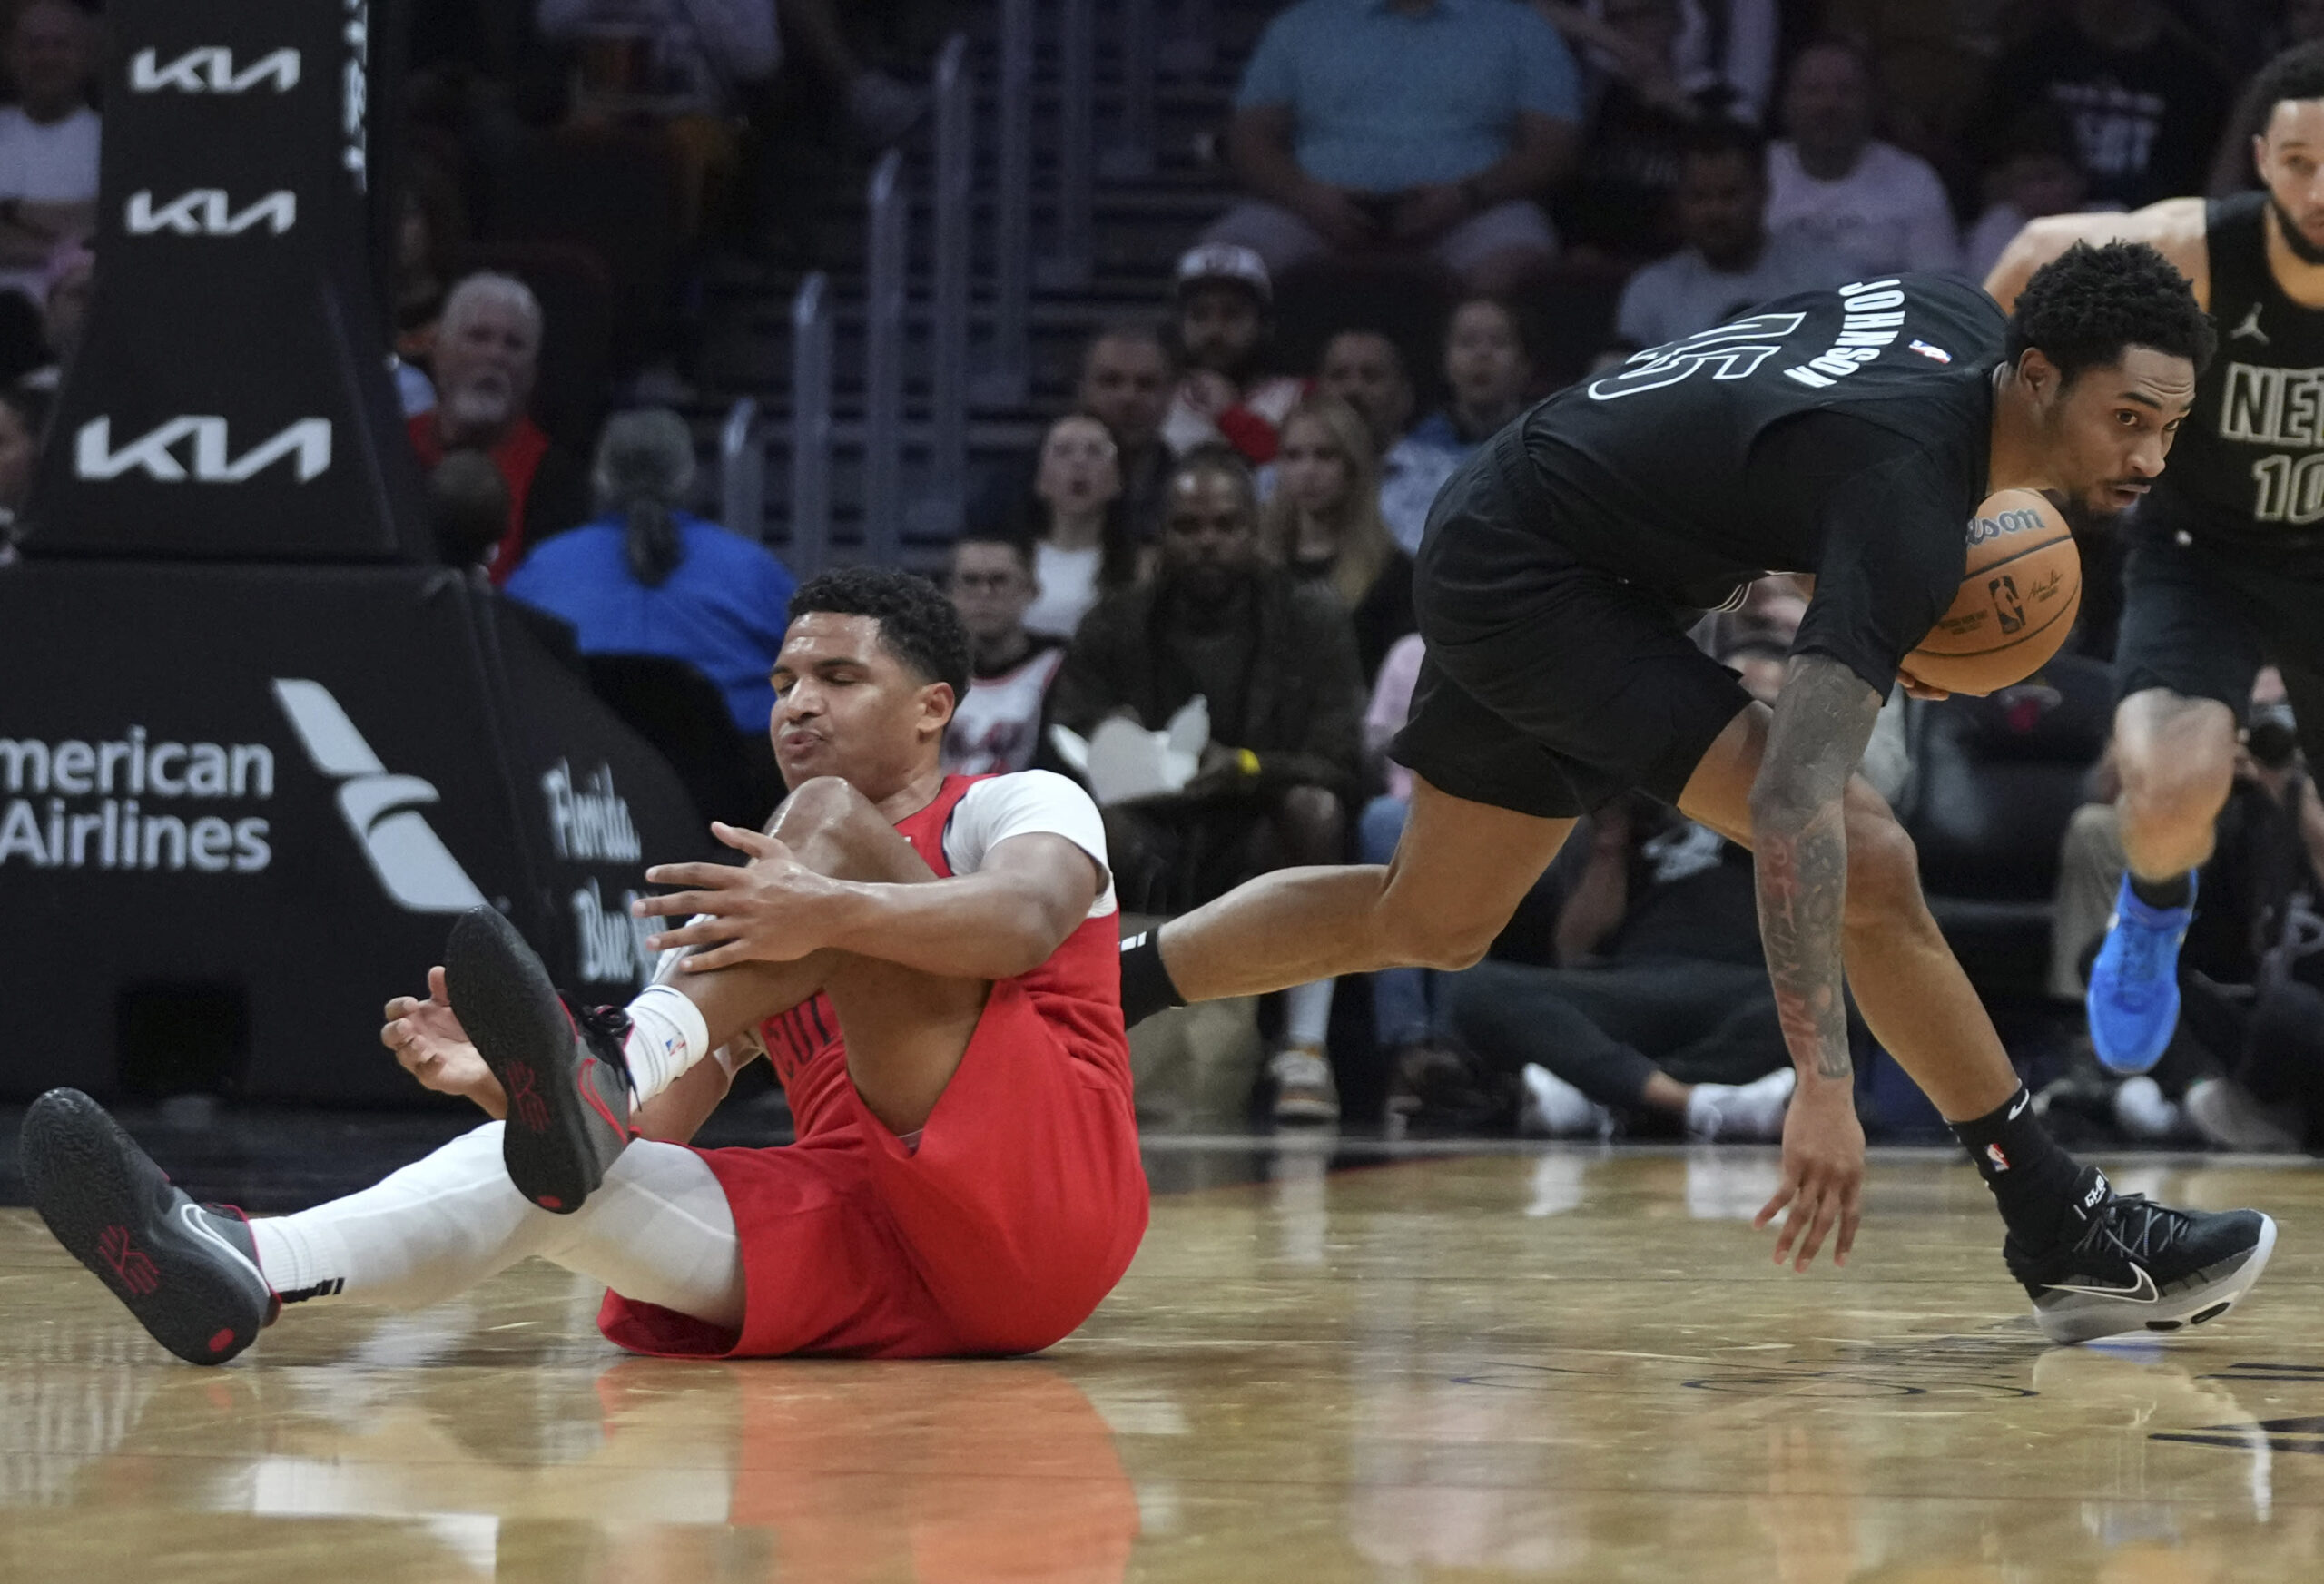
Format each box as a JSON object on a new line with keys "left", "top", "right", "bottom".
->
{"left": 1162, "top": 244, "right": 1307, "bottom": 464}
{"left": 0, "top": 0, "right": 94, "bottom": 380}
{"left": 433, "top": 449, "right": 585, "bottom": 671}
{"left": 535, "top": 0, "right": 780, "bottom": 244}
{"left": 1543, "top": 0, "right": 1707, "bottom": 260}
{"left": 1613, "top": 120, "right": 1855, "bottom": 350}
{"left": 1008, "top": 413, "right": 1141, "bottom": 642}
{"left": 1410, "top": 296, "right": 1536, "bottom": 457}
{"left": 1354, "top": 632, "right": 1472, "bottom": 1113}
{"left": 428, "top": 449, "right": 514, "bottom": 576}
{"left": 1766, "top": 36, "right": 1961, "bottom": 278}
{"left": 0, "top": 381, "right": 45, "bottom": 566}
{"left": 1974, "top": 0, "right": 2229, "bottom": 213}
{"left": 1316, "top": 329, "right": 1461, "bottom": 555}
{"left": 390, "top": 161, "right": 469, "bottom": 418}
{"left": 408, "top": 273, "right": 593, "bottom": 584}
{"left": 1439, "top": 645, "right": 1803, "bottom": 1140}
{"left": 970, "top": 326, "right": 1178, "bottom": 545}
{"left": 0, "top": 0, "right": 96, "bottom": 313}
{"left": 1050, "top": 448, "right": 1365, "bottom": 1122}
{"left": 942, "top": 531, "right": 1068, "bottom": 777}
{"left": 1964, "top": 107, "right": 2115, "bottom": 285}
{"left": 19, "top": 237, "right": 86, "bottom": 392}
{"left": 776, "top": 0, "right": 931, "bottom": 148}
{"left": 1207, "top": 0, "right": 1582, "bottom": 296}
{"left": 503, "top": 408, "right": 795, "bottom": 734}
{"left": 1262, "top": 395, "right": 1418, "bottom": 680}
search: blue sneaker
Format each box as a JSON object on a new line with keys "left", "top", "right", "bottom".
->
{"left": 2086, "top": 873, "right": 2195, "bottom": 1075}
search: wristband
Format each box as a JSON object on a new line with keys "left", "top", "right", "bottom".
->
{"left": 1236, "top": 747, "right": 1262, "bottom": 779}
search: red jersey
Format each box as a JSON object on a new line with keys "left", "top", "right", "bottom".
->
{"left": 752, "top": 773, "right": 1130, "bottom": 1137}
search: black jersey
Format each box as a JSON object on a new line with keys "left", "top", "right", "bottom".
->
{"left": 1426, "top": 272, "right": 2002, "bottom": 694}
{"left": 2144, "top": 192, "right": 2324, "bottom": 556}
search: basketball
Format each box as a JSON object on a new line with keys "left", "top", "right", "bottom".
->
{"left": 1901, "top": 488, "right": 2082, "bottom": 696}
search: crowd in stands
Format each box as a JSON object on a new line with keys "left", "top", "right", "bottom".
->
{"left": 7, "top": 0, "right": 2324, "bottom": 1151}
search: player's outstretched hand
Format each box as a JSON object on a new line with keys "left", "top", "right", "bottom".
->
{"left": 1896, "top": 667, "right": 1950, "bottom": 702}
{"left": 382, "top": 966, "right": 507, "bottom": 1118}
{"left": 1755, "top": 1080, "right": 1865, "bottom": 1272}
{"left": 635, "top": 822, "right": 845, "bottom": 970}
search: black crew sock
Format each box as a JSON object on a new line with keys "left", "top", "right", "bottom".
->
{"left": 2129, "top": 871, "right": 2192, "bottom": 910}
{"left": 1119, "top": 931, "right": 1187, "bottom": 1028}
{"left": 1950, "top": 1085, "right": 2083, "bottom": 1251}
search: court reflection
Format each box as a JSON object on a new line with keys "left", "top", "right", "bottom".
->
{"left": 0, "top": 1313, "right": 1137, "bottom": 1584}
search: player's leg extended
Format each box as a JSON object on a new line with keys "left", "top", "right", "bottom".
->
{"left": 20, "top": 1090, "right": 746, "bottom": 1363}
{"left": 1142, "top": 775, "right": 1575, "bottom": 1001}
{"left": 1678, "top": 703, "right": 2274, "bottom": 1343}
{"left": 2085, "top": 688, "right": 2239, "bottom": 1073}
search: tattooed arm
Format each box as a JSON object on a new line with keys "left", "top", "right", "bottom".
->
{"left": 1747, "top": 653, "right": 1880, "bottom": 1271}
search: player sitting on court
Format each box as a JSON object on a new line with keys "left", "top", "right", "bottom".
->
{"left": 22, "top": 569, "right": 1149, "bottom": 1364}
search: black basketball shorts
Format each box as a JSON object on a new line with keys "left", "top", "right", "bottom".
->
{"left": 2116, "top": 519, "right": 2324, "bottom": 762}
{"left": 1389, "top": 486, "right": 1755, "bottom": 822}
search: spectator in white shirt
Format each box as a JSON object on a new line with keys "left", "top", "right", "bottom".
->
{"left": 0, "top": 0, "right": 98, "bottom": 308}
{"left": 1614, "top": 120, "right": 1855, "bottom": 349}
{"left": 1764, "top": 36, "right": 1961, "bottom": 278}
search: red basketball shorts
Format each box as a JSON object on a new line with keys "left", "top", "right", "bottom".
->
{"left": 597, "top": 979, "right": 1148, "bottom": 1359}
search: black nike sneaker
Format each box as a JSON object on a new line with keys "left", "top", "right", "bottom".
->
{"left": 446, "top": 907, "right": 635, "bottom": 1215}
{"left": 2006, "top": 1166, "right": 2278, "bottom": 1344}
{"left": 20, "top": 1088, "right": 280, "bottom": 1365}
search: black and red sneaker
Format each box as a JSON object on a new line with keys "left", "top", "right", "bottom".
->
{"left": 20, "top": 1087, "right": 280, "bottom": 1365}
{"left": 445, "top": 907, "right": 635, "bottom": 1215}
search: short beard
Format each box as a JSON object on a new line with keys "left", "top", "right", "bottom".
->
{"left": 2271, "top": 194, "right": 2324, "bottom": 265}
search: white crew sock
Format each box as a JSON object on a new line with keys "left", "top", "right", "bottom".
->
{"left": 1282, "top": 977, "right": 1336, "bottom": 1049}
{"left": 246, "top": 1122, "right": 744, "bottom": 1325}
{"left": 622, "top": 983, "right": 713, "bottom": 1103}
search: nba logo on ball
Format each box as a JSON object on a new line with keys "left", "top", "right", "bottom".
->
{"left": 1988, "top": 574, "right": 2025, "bottom": 634}
{"left": 1901, "top": 489, "right": 2083, "bottom": 694}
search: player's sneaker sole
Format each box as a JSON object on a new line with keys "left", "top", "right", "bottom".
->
{"left": 2034, "top": 1213, "right": 2277, "bottom": 1345}
{"left": 446, "top": 907, "right": 632, "bottom": 1214}
{"left": 20, "top": 1087, "right": 276, "bottom": 1365}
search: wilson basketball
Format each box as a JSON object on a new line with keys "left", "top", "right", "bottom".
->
{"left": 1902, "top": 489, "right": 2082, "bottom": 696}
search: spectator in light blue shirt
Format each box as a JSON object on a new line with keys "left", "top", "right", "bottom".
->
{"left": 1206, "top": 0, "right": 1583, "bottom": 295}
{"left": 505, "top": 408, "right": 797, "bottom": 735}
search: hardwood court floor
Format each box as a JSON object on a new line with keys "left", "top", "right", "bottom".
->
{"left": 2, "top": 1141, "right": 2321, "bottom": 1581}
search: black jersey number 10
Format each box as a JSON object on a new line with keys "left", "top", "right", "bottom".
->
{"left": 2250, "top": 453, "right": 2324, "bottom": 526}
{"left": 1586, "top": 313, "right": 1808, "bottom": 402}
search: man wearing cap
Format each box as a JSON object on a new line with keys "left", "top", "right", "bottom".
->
{"left": 1162, "top": 245, "right": 1310, "bottom": 465}
{"left": 1207, "top": 0, "right": 1581, "bottom": 295}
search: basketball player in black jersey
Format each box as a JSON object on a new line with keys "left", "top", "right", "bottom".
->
{"left": 1989, "top": 44, "right": 2324, "bottom": 1093}
{"left": 1118, "top": 243, "right": 2280, "bottom": 1343}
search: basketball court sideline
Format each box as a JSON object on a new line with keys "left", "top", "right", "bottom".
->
{"left": 1, "top": 1141, "right": 2318, "bottom": 1581}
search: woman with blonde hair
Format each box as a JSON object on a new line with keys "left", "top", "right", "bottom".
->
{"left": 1262, "top": 394, "right": 1416, "bottom": 680}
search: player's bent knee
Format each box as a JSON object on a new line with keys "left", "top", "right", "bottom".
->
{"left": 1381, "top": 907, "right": 1499, "bottom": 972}
{"left": 1842, "top": 808, "right": 1927, "bottom": 927}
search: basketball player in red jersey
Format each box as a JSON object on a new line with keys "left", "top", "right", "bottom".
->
{"left": 22, "top": 568, "right": 1148, "bottom": 1364}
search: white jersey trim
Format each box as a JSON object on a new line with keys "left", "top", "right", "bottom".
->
{"left": 941, "top": 771, "right": 1117, "bottom": 919}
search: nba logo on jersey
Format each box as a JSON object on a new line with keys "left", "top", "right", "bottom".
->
{"left": 1908, "top": 339, "right": 1952, "bottom": 363}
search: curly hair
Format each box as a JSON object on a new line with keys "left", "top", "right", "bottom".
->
{"left": 788, "top": 566, "right": 971, "bottom": 700}
{"left": 2004, "top": 241, "right": 2216, "bottom": 389}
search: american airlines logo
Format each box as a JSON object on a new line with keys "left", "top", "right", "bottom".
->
{"left": 271, "top": 679, "right": 487, "bottom": 913}
{"left": 74, "top": 417, "right": 332, "bottom": 484}
{"left": 126, "top": 189, "right": 296, "bottom": 237}
{"left": 129, "top": 47, "right": 301, "bottom": 93}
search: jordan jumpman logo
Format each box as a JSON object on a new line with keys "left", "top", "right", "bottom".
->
{"left": 2231, "top": 304, "right": 2269, "bottom": 346}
